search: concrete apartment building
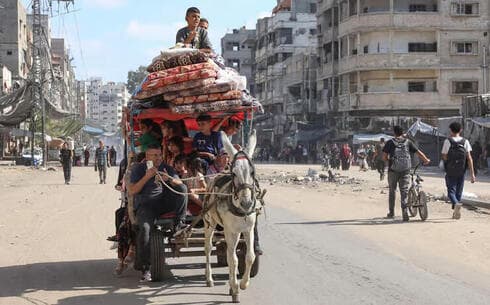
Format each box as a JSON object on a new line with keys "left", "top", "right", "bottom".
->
{"left": 316, "top": 0, "right": 490, "bottom": 137}
{"left": 87, "top": 78, "right": 129, "bottom": 133}
{"left": 221, "top": 27, "right": 257, "bottom": 95}
{"left": 0, "top": 0, "right": 31, "bottom": 80}
{"left": 254, "top": 0, "right": 318, "bottom": 147}
{"left": 51, "top": 38, "right": 77, "bottom": 113}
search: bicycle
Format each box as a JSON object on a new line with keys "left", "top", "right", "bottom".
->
{"left": 406, "top": 164, "right": 429, "bottom": 221}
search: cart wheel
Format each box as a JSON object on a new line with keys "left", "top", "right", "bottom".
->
{"left": 418, "top": 191, "right": 429, "bottom": 221}
{"left": 237, "top": 243, "right": 259, "bottom": 278}
{"left": 150, "top": 229, "right": 166, "bottom": 281}
{"left": 216, "top": 242, "right": 228, "bottom": 267}
{"left": 407, "top": 188, "right": 418, "bottom": 217}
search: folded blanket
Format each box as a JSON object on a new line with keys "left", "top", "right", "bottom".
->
{"left": 141, "top": 69, "right": 217, "bottom": 91}
{"left": 163, "top": 82, "right": 238, "bottom": 101}
{"left": 147, "top": 51, "right": 209, "bottom": 73}
{"left": 171, "top": 90, "right": 242, "bottom": 105}
{"left": 145, "top": 62, "right": 215, "bottom": 82}
{"left": 133, "top": 77, "right": 216, "bottom": 100}
{"left": 170, "top": 99, "right": 243, "bottom": 114}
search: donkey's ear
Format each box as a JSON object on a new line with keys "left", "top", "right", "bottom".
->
{"left": 221, "top": 131, "right": 237, "bottom": 156}
{"left": 245, "top": 129, "right": 257, "bottom": 159}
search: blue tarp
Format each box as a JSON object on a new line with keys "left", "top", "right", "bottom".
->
{"left": 82, "top": 125, "right": 104, "bottom": 135}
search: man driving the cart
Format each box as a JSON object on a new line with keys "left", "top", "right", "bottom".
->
{"left": 128, "top": 143, "right": 189, "bottom": 282}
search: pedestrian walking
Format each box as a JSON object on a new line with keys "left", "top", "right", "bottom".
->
{"left": 341, "top": 143, "right": 352, "bottom": 170}
{"left": 441, "top": 122, "right": 476, "bottom": 220}
{"left": 95, "top": 140, "right": 110, "bottom": 184}
{"left": 383, "top": 126, "right": 430, "bottom": 221}
{"left": 471, "top": 141, "right": 482, "bottom": 176}
{"left": 60, "top": 142, "right": 73, "bottom": 185}
{"left": 110, "top": 146, "right": 117, "bottom": 166}
{"left": 373, "top": 138, "right": 386, "bottom": 180}
{"left": 357, "top": 144, "right": 368, "bottom": 171}
{"left": 84, "top": 147, "right": 90, "bottom": 166}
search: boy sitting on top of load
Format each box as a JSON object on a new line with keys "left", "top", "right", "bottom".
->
{"left": 176, "top": 7, "right": 213, "bottom": 53}
{"left": 193, "top": 114, "right": 223, "bottom": 174}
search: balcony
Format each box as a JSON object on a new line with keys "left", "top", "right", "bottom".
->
{"left": 337, "top": 92, "right": 451, "bottom": 112}
{"left": 339, "top": 11, "right": 442, "bottom": 35}
{"left": 337, "top": 53, "right": 439, "bottom": 73}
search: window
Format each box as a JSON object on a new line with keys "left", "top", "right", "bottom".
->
{"left": 452, "top": 41, "right": 478, "bottom": 55}
{"left": 409, "top": 4, "right": 426, "bottom": 12}
{"left": 363, "top": 45, "right": 369, "bottom": 54}
{"left": 408, "top": 42, "right": 437, "bottom": 52}
{"left": 408, "top": 82, "right": 425, "bottom": 92}
{"left": 451, "top": 3, "right": 479, "bottom": 15}
{"left": 232, "top": 42, "right": 240, "bottom": 51}
{"left": 6, "top": 50, "right": 12, "bottom": 55}
{"left": 310, "top": 3, "right": 317, "bottom": 13}
{"left": 452, "top": 81, "right": 478, "bottom": 94}
{"left": 309, "top": 28, "right": 317, "bottom": 36}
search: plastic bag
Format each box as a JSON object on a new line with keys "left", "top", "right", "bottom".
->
{"left": 216, "top": 68, "right": 246, "bottom": 90}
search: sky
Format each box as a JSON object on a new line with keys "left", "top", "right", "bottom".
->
{"left": 24, "top": 0, "right": 276, "bottom": 83}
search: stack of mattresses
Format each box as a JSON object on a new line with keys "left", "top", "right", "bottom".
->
{"left": 132, "top": 48, "right": 262, "bottom": 115}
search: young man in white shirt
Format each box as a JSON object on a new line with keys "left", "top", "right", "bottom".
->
{"left": 441, "top": 122, "right": 476, "bottom": 220}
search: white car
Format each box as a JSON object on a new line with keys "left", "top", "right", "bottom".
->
{"left": 22, "top": 149, "right": 43, "bottom": 166}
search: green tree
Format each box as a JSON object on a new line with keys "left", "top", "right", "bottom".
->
{"left": 127, "top": 66, "right": 148, "bottom": 95}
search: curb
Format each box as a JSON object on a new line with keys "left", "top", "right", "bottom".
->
{"left": 462, "top": 198, "right": 490, "bottom": 210}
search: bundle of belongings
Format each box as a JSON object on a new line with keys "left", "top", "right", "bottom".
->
{"left": 132, "top": 47, "right": 263, "bottom": 115}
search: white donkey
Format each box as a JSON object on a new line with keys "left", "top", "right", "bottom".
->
{"left": 203, "top": 130, "right": 259, "bottom": 303}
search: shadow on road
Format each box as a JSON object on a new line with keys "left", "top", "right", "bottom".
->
{"left": 0, "top": 259, "right": 230, "bottom": 305}
{"left": 276, "top": 217, "right": 454, "bottom": 226}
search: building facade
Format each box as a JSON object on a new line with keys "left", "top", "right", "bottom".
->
{"left": 0, "top": 0, "right": 31, "bottom": 80}
{"left": 254, "top": 0, "right": 318, "bottom": 148}
{"left": 316, "top": 0, "right": 490, "bottom": 138}
{"left": 221, "top": 27, "right": 257, "bottom": 95}
{"left": 87, "top": 78, "right": 129, "bottom": 133}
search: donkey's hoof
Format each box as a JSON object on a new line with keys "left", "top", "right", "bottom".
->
{"left": 240, "top": 281, "right": 249, "bottom": 290}
{"left": 232, "top": 294, "right": 240, "bottom": 303}
{"left": 206, "top": 280, "right": 214, "bottom": 287}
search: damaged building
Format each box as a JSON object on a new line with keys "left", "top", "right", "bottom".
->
{"left": 316, "top": 0, "right": 489, "bottom": 139}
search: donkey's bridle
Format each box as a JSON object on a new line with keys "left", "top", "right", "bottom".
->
{"left": 227, "top": 151, "right": 258, "bottom": 217}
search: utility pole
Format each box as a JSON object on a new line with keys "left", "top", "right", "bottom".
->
{"left": 31, "top": 0, "right": 75, "bottom": 167}
{"left": 31, "top": 0, "right": 46, "bottom": 167}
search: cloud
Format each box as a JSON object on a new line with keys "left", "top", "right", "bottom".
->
{"left": 126, "top": 20, "right": 186, "bottom": 43}
{"left": 82, "top": 0, "right": 127, "bottom": 9}
{"left": 246, "top": 11, "right": 272, "bottom": 29}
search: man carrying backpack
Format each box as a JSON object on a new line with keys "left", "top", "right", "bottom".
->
{"left": 383, "top": 126, "right": 431, "bottom": 221}
{"left": 441, "top": 122, "right": 476, "bottom": 220}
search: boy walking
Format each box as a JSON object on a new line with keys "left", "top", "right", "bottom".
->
{"left": 383, "top": 126, "right": 430, "bottom": 221}
{"left": 441, "top": 122, "right": 476, "bottom": 219}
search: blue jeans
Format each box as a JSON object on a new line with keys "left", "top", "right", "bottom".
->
{"left": 445, "top": 175, "right": 465, "bottom": 207}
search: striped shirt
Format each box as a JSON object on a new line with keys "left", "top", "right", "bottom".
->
{"left": 95, "top": 147, "right": 108, "bottom": 166}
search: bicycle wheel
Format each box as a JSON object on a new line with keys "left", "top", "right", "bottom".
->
{"left": 418, "top": 191, "right": 429, "bottom": 221}
{"left": 407, "top": 188, "right": 418, "bottom": 217}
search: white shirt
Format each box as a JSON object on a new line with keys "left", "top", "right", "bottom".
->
{"left": 441, "top": 136, "right": 472, "bottom": 155}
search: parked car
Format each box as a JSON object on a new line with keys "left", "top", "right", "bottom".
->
{"left": 21, "top": 149, "right": 43, "bottom": 166}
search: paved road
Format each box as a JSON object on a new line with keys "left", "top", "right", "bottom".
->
{"left": 1, "top": 167, "right": 489, "bottom": 305}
